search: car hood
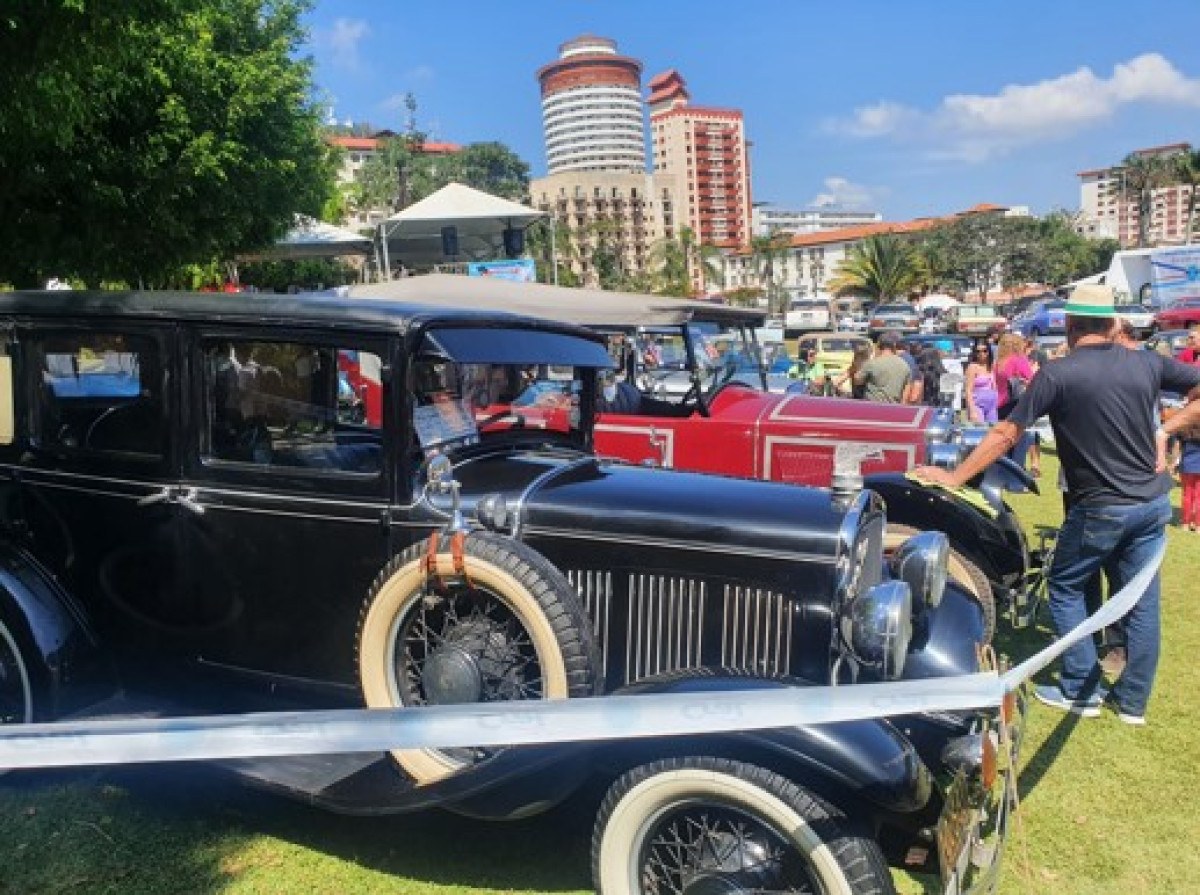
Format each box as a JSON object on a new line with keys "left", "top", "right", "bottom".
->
{"left": 442, "top": 448, "right": 859, "bottom": 563}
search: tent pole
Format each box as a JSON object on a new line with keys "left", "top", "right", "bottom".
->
{"left": 550, "top": 211, "right": 559, "bottom": 286}
{"left": 379, "top": 221, "right": 391, "bottom": 281}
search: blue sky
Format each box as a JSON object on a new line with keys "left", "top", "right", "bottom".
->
{"left": 304, "top": 0, "right": 1200, "bottom": 221}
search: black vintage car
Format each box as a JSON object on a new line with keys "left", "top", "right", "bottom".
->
{"left": 0, "top": 288, "right": 1021, "bottom": 894}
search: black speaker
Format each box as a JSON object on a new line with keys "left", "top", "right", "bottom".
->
{"left": 441, "top": 225, "right": 459, "bottom": 257}
{"left": 502, "top": 226, "right": 524, "bottom": 258}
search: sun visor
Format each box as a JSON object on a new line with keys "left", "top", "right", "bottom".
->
{"left": 420, "top": 327, "right": 614, "bottom": 368}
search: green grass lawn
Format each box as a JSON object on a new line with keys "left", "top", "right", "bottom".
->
{"left": 2, "top": 450, "right": 1197, "bottom": 894}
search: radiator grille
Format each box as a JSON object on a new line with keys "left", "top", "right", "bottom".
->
{"left": 721, "top": 586, "right": 794, "bottom": 676}
{"left": 626, "top": 574, "right": 705, "bottom": 683}
{"left": 568, "top": 569, "right": 612, "bottom": 678}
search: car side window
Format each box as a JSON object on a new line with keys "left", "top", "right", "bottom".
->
{"left": 201, "top": 338, "right": 382, "bottom": 475}
{"left": 32, "top": 331, "right": 164, "bottom": 458}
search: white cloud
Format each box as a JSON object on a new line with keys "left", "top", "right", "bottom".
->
{"left": 405, "top": 65, "right": 435, "bottom": 82}
{"left": 809, "top": 177, "right": 888, "bottom": 209}
{"left": 826, "top": 53, "right": 1200, "bottom": 162}
{"left": 316, "top": 18, "right": 369, "bottom": 70}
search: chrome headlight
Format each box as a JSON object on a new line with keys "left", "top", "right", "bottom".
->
{"left": 925, "top": 407, "right": 955, "bottom": 443}
{"left": 841, "top": 580, "right": 913, "bottom": 680}
{"left": 891, "top": 531, "right": 950, "bottom": 611}
{"left": 925, "top": 442, "right": 962, "bottom": 471}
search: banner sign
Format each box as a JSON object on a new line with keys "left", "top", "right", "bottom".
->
{"left": 1150, "top": 247, "right": 1200, "bottom": 306}
{"left": 0, "top": 546, "right": 1163, "bottom": 771}
{"left": 467, "top": 259, "right": 536, "bottom": 282}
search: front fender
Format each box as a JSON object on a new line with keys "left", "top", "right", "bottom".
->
{"left": 865, "top": 473, "right": 1028, "bottom": 587}
{"left": 0, "top": 540, "right": 114, "bottom": 718}
{"left": 612, "top": 674, "right": 932, "bottom": 815}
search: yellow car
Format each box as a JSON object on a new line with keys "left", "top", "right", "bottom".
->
{"left": 794, "top": 332, "right": 872, "bottom": 378}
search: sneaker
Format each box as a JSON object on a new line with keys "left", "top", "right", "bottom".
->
{"left": 1105, "top": 697, "right": 1147, "bottom": 726}
{"left": 1033, "top": 683, "right": 1105, "bottom": 717}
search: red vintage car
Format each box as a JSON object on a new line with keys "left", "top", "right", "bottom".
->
{"left": 1153, "top": 297, "right": 1200, "bottom": 331}
{"left": 349, "top": 276, "right": 1037, "bottom": 637}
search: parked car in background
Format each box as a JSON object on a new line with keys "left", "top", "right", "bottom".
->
{"left": 1033, "top": 333, "right": 1067, "bottom": 357}
{"left": 1153, "top": 297, "right": 1200, "bottom": 332}
{"left": 904, "top": 333, "right": 974, "bottom": 364}
{"left": 784, "top": 297, "right": 831, "bottom": 337}
{"left": 919, "top": 307, "right": 944, "bottom": 333}
{"left": 868, "top": 302, "right": 921, "bottom": 335}
{"left": 795, "top": 331, "right": 873, "bottom": 380}
{"left": 1116, "top": 303, "right": 1155, "bottom": 339}
{"left": 836, "top": 310, "right": 869, "bottom": 333}
{"left": 943, "top": 304, "right": 1007, "bottom": 337}
{"left": 1011, "top": 299, "right": 1066, "bottom": 337}
{"left": 1145, "top": 328, "right": 1192, "bottom": 358}
{"left": 0, "top": 283, "right": 1023, "bottom": 895}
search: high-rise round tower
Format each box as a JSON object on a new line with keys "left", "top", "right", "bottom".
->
{"left": 536, "top": 35, "right": 646, "bottom": 174}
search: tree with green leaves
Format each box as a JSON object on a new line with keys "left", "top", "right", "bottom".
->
{"left": 0, "top": 1, "right": 336, "bottom": 288}
{"left": 829, "top": 233, "right": 921, "bottom": 301}
{"left": 1119, "top": 151, "right": 1175, "bottom": 248}
{"left": 749, "top": 234, "right": 791, "bottom": 314}
{"left": 525, "top": 215, "right": 580, "bottom": 286}
{"left": 1173, "top": 148, "right": 1200, "bottom": 244}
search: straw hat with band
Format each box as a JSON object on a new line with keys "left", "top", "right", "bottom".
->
{"left": 1064, "top": 283, "right": 1117, "bottom": 318}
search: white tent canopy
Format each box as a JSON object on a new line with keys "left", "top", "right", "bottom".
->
{"left": 378, "top": 183, "right": 546, "bottom": 271}
{"left": 239, "top": 215, "right": 373, "bottom": 261}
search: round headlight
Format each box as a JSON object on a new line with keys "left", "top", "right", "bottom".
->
{"left": 841, "top": 580, "right": 913, "bottom": 680}
{"left": 891, "top": 531, "right": 950, "bottom": 610}
{"left": 925, "top": 442, "right": 962, "bottom": 471}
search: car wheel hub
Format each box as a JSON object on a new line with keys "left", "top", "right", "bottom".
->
{"left": 421, "top": 645, "right": 483, "bottom": 704}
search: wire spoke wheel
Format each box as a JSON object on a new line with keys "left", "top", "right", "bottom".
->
{"left": 394, "top": 583, "right": 547, "bottom": 765}
{"left": 641, "top": 803, "right": 820, "bottom": 894}
{"left": 0, "top": 621, "right": 32, "bottom": 726}
{"left": 358, "top": 532, "right": 600, "bottom": 785}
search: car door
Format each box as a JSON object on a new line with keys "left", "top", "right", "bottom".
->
{"left": 9, "top": 321, "right": 185, "bottom": 673}
{"left": 174, "top": 326, "right": 396, "bottom": 697}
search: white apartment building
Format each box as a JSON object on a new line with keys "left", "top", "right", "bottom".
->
{"left": 754, "top": 205, "right": 882, "bottom": 237}
{"left": 536, "top": 36, "right": 647, "bottom": 175}
{"left": 530, "top": 171, "right": 665, "bottom": 286}
{"left": 1078, "top": 142, "right": 1194, "bottom": 247}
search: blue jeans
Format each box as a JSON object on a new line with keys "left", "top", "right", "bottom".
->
{"left": 1049, "top": 493, "right": 1171, "bottom": 714}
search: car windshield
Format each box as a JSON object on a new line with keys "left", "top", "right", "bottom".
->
{"left": 1116, "top": 304, "right": 1147, "bottom": 313}
{"left": 876, "top": 305, "right": 911, "bottom": 314}
{"left": 960, "top": 305, "right": 1000, "bottom": 317}
{"left": 410, "top": 358, "right": 585, "bottom": 454}
{"left": 817, "top": 337, "right": 863, "bottom": 352}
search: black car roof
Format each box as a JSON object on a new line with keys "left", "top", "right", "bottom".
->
{"left": 0, "top": 287, "right": 606, "bottom": 344}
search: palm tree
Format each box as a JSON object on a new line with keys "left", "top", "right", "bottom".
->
{"left": 648, "top": 234, "right": 689, "bottom": 296}
{"left": 828, "top": 234, "right": 921, "bottom": 301}
{"left": 1119, "top": 151, "right": 1174, "bottom": 248}
{"left": 1174, "top": 149, "right": 1200, "bottom": 244}
{"left": 749, "top": 234, "right": 791, "bottom": 314}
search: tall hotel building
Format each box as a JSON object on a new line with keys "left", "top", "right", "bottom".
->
{"left": 648, "top": 70, "right": 753, "bottom": 254}
{"left": 1078, "top": 142, "right": 1195, "bottom": 247}
{"left": 530, "top": 36, "right": 664, "bottom": 287}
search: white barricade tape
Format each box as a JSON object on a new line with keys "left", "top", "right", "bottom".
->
{"left": 0, "top": 545, "right": 1164, "bottom": 771}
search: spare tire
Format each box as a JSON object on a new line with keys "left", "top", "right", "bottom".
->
{"left": 357, "top": 531, "right": 601, "bottom": 785}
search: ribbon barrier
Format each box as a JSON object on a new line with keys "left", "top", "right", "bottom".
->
{"left": 0, "top": 545, "right": 1164, "bottom": 771}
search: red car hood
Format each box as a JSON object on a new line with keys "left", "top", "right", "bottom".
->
{"left": 710, "top": 386, "right": 932, "bottom": 432}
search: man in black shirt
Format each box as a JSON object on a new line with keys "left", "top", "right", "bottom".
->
{"left": 916, "top": 284, "right": 1200, "bottom": 725}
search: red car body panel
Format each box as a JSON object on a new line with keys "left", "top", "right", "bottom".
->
{"left": 1154, "top": 303, "right": 1200, "bottom": 329}
{"left": 596, "top": 387, "right": 932, "bottom": 486}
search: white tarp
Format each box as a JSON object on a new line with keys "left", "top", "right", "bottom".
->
{"left": 379, "top": 183, "right": 545, "bottom": 267}
{"left": 239, "top": 215, "right": 373, "bottom": 261}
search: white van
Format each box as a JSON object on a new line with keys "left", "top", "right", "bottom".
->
{"left": 784, "top": 297, "right": 831, "bottom": 336}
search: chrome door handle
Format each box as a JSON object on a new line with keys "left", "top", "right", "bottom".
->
{"left": 137, "top": 487, "right": 173, "bottom": 507}
{"left": 176, "top": 488, "right": 206, "bottom": 516}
